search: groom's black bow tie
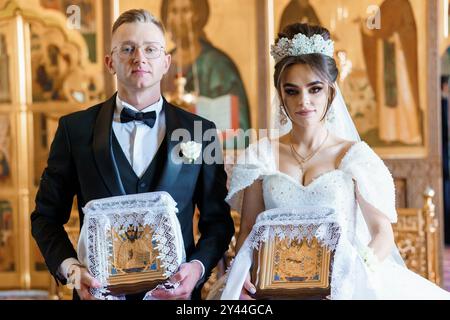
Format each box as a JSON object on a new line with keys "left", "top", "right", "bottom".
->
{"left": 120, "top": 107, "right": 157, "bottom": 128}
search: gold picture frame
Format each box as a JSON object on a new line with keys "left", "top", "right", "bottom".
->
{"left": 251, "top": 237, "right": 333, "bottom": 300}
{"left": 0, "top": 198, "right": 16, "bottom": 273}
{"left": 0, "top": 22, "right": 12, "bottom": 104}
{"left": 28, "top": 0, "right": 105, "bottom": 103}
{"left": 39, "top": 0, "right": 101, "bottom": 64}
{"left": 0, "top": 196, "right": 20, "bottom": 288}
{"left": 0, "top": 112, "right": 16, "bottom": 190}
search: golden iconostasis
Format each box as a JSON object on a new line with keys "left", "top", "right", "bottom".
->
{"left": 0, "top": 0, "right": 448, "bottom": 294}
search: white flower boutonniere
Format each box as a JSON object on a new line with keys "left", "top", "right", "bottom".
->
{"left": 180, "top": 141, "right": 202, "bottom": 164}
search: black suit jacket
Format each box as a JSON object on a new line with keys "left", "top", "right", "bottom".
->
{"left": 30, "top": 94, "right": 234, "bottom": 296}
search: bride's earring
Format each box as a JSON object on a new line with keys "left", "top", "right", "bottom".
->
{"left": 324, "top": 92, "right": 335, "bottom": 123}
{"left": 325, "top": 104, "right": 336, "bottom": 123}
{"left": 279, "top": 105, "right": 288, "bottom": 125}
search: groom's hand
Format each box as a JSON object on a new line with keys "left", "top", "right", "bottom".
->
{"left": 67, "top": 264, "right": 101, "bottom": 300}
{"left": 151, "top": 261, "right": 203, "bottom": 300}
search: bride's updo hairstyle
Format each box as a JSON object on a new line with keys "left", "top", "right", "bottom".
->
{"left": 273, "top": 23, "right": 339, "bottom": 120}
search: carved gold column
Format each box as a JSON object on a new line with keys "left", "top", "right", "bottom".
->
{"left": 12, "top": 10, "right": 32, "bottom": 290}
{"left": 423, "top": 188, "right": 440, "bottom": 284}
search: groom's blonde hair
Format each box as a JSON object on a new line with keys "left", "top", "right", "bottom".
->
{"left": 112, "top": 9, "right": 165, "bottom": 35}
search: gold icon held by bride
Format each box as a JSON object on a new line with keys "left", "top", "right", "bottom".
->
{"left": 252, "top": 237, "right": 334, "bottom": 299}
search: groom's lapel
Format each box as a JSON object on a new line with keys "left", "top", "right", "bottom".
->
{"left": 93, "top": 93, "right": 126, "bottom": 196}
{"left": 156, "top": 99, "right": 183, "bottom": 189}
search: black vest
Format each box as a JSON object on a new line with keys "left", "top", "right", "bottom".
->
{"left": 111, "top": 132, "right": 169, "bottom": 300}
{"left": 111, "top": 132, "right": 167, "bottom": 194}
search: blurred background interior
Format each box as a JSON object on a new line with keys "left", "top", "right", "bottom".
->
{"left": 0, "top": 0, "right": 450, "bottom": 299}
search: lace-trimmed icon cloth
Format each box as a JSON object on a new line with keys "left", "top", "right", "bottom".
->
{"left": 222, "top": 207, "right": 341, "bottom": 300}
{"left": 77, "top": 191, "right": 186, "bottom": 300}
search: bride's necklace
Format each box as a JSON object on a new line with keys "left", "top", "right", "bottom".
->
{"left": 289, "top": 130, "right": 329, "bottom": 172}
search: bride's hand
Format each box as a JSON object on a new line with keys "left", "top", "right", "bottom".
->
{"left": 239, "top": 273, "right": 256, "bottom": 300}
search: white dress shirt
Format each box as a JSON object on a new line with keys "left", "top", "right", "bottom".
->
{"left": 59, "top": 95, "right": 204, "bottom": 283}
{"left": 113, "top": 95, "right": 166, "bottom": 178}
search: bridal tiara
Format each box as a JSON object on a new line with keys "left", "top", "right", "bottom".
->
{"left": 270, "top": 33, "right": 335, "bottom": 63}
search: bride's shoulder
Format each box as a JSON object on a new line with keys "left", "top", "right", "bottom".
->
{"left": 244, "top": 136, "right": 273, "bottom": 154}
{"left": 236, "top": 136, "right": 275, "bottom": 167}
{"left": 337, "top": 139, "right": 385, "bottom": 170}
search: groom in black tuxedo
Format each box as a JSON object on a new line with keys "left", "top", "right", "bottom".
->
{"left": 30, "top": 9, "right": 234, "bottom": 300}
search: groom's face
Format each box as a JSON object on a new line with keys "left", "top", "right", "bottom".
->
{"left": 105, "top": 22, "right": 171, "bottom": 93}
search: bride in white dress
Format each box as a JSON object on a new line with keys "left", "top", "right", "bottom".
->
{"left": 220, "top": 23, "right": 450, "bottom": 300}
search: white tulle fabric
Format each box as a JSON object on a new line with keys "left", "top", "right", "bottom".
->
{"left": 244, "top": 208, "right": 341, "bottom": 253}
{"left": 78, "top": 191, "right": 186, "bottom": 300}
{"left": 221, "top": 138, "right": 450, "bottom": 300}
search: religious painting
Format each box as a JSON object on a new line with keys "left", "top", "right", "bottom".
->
{"left": 442, "top": 46, "right": 450, "bottom": 78}
{"left": 30, "top": 2, "right": 105, "bottom": 103}
{"left": 29, "top": 18, "right": 104, "bottom": 103}
{"left": 40, "top": 0, "right": 98, "bottom": 63}
{"left": 0, "top": 200, "right": 15, "bottom": 272}
{"left": 278, "top": 0, "right": 322, "bottom": 34}
{"left": 0, "top": 30, "right": 11, "bottom": 104}
{"left": 160, "top": 0, "right": 253, "bottom": 149}
{"left": 360, "top": 0, "right": 422, "bottom": 149}
{"left": 0, "top": 114, "right": 13, "bottom": 188}
{"left": 273, "top": 0, "right": 427, "bottom": 158}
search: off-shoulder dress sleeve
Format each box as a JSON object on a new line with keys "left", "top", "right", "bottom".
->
{"left": 225, "top": 137, "right": 276, "bottom": 212}
{"left": 340, "top": 142, "right": 397, "bottom": 223}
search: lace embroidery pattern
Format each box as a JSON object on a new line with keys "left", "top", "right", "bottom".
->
{"left": 82, "top": 192, "right": 184, "bottom": 300}
{"left": 236, "top": 207, "right": 360, "bottom": 300}
{"left": 245, "top": 207, "right": 341, "bottom": 251}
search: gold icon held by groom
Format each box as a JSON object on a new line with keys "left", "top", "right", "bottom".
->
{"left": 106, "top": 223, "right": 165, "bottom": 295}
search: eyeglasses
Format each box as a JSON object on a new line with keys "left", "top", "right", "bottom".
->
{"left": 111, "top": 42, "right": 166, "bottom": 60}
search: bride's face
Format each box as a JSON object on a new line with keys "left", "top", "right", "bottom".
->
{"left": 280, "top": 63, "right": 329, "bottom": 128}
